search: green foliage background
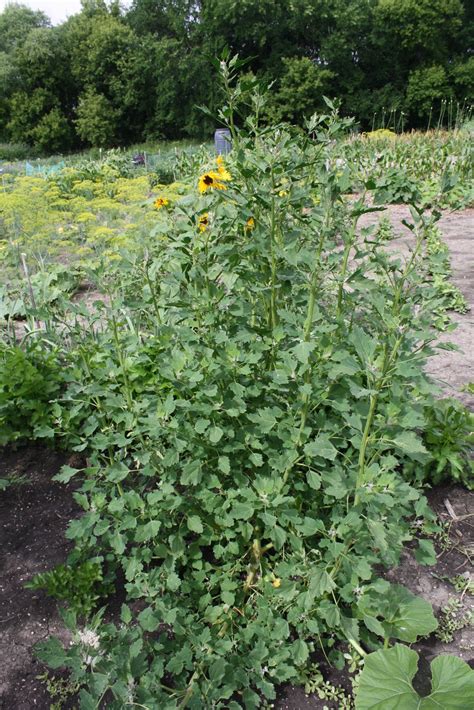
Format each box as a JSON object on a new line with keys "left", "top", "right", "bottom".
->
{"left": 0, "top": 0, "right": 472, "bottom": 153}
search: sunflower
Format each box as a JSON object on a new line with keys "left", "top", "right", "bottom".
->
{"left": 199, "top": 169, "right": 230, "bottom": 193}
{"left": 154, "top": 197, "right": 169, "bottom": 209}
{"left": 216, "top": 155, "right": 232, "bottom": 181}
{"left": 198, "top": 213, "right": 209, "bottom": 232}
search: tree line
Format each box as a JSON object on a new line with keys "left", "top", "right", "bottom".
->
{"left": 0, "top": 0, "right": 472, "bottom": 154}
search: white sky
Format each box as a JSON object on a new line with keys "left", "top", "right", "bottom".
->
{"left": 0, "top": 1, "right": 131, "bottom": 25}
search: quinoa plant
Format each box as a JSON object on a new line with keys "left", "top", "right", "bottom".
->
{"left": 34, "top": 59, "right": 467, "bottom": 708}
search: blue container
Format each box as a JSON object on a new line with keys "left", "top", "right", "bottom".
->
{"left": 214, "top": 128, "right": 232, "bottom": 155}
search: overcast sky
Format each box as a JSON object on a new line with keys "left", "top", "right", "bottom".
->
{"left": 0, "top": 1, "right": 131, "bottom": 25}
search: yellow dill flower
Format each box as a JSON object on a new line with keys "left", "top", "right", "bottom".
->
{"left": 198, "top": 213, "right": 209, "bottom": 232}
{"left": 198, "top": 168, "right": 231, "bottom": 194}
{"left": 245, "top": 217, "right": 255, "bottom": 231}
{"left": 154, "top": 197, "right": 169, "bottom": 209}
{"left": 278, "top": 190, "right": 288, "bottom": 197}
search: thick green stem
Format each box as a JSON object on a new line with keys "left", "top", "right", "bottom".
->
{"left": 354, "top": 393, "right": 378, "bottom": 505}
{"left": 336, "top": 217, "right": 357, "bottom": 319}
{"left": 282, "top": 222, "right": 328, "bottom": 484}
{"left": 111, "top": 314, "right": 135, "bottom": 414}
{"left": 269, "top": 173, "right": 278, "bottom": 332}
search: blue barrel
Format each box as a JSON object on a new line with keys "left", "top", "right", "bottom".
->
{"left": 214, "top": 128, "right": 232, "bottom": 155}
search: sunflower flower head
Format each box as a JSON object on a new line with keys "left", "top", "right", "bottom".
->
{"left": 198, "top": 170, "right": 230, "bottom": 193}
{"left": 216, "top": 155, "right": 232, "bottom": 181}
{"left": 198, "top": 213, "right": 209, "bottom": 232}
{"left": 154, "top": 197, "right": 169, "bottom": 209}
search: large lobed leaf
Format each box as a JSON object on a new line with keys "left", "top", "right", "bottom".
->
{"left": 355, "top": 645, "right": 474, "bottom": 709}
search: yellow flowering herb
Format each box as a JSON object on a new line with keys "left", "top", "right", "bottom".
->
{"left": 245, "top": 217, "right": 255, "bottom": 231}
{"left": 154, "top": 197, "right": 169, "bottom": 209}
{"left": 272, "top": 578, "right": 281, "bottom": 588}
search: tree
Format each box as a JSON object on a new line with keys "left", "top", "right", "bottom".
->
{"left": 0, "top": 2, "right": 49, "bottom": 54}
{"left": 266, "top": 57, "right": 334, "bottom": 124}
{"left": 405, "top": 66, "right": 452, "bottom": 125}
{"left": 75, "top": 89, "right": 119, "bottom": 146}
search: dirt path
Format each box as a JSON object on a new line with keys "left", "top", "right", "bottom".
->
{"left": 0, "top": 446, "right": 80, "bottom": 709}
{"left": 358, "top": 206, "right": 473, "bottom": 409}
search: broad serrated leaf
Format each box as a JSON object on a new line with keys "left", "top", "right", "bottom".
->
{"left": 306, "top": 470, "right": 321, "bottom": 489}
{"left": 304, "top": 433, "right": 337, "bottom": 461}
{"left": 209, "top": 426, "right": 224, "bottom": 443}
{"left": 291, "top": 639, "right": 309, "bottom": 665}
{"left": 390, "top": 431, "right": 429, "bottom": 458}
{"left": 218, "top": 456, "right": 230, "bottom": 474}
{"left": 414, "top": 539, "right": 437, "bottom": 566}
{"left": 53, "top": 465, "right": 81, "bottom": 483}
{"left": 187, "top": 515, "right": 204, "bottom": 533}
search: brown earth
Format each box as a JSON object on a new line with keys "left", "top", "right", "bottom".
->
{"left": 0, "top": 446, "right": 80, "bottom": 709}
{"left": 358, "top": 206, "right": 474, "bottom": 410}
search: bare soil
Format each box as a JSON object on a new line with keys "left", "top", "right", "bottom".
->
{"left": 358, "top": 206, "right": 474, "bottom": 410}
{"left": 0, "top": 446, "right": 81, "bottom": 709}
{"left": 0, "top": 207, "right": 472, "bottom": 708}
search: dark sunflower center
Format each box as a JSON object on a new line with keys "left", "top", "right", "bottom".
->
{"left": 203, "top": 175, "right": 214, "bottom": 185}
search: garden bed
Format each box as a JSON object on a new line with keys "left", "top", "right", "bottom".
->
{"left": 1, "top": 201, "right": 472, "bottom": 707}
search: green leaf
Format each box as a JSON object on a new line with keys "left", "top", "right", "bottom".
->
{"left": 209, "top": 658, "right": 226, "bottom": 683}
{"left": 35, "top": 637, "right": 69, "bottom": 669}
{"left": 309, "top": 569, "right": 336, "bottom": 597}
{"left": 291, "top": 639, "right": 309, "bottom": 666}
{"left": 306, "top": 470, "right": 321, "bottom": 490}
{"left": 367, "top": 520, "right": 388, "bottom": 552}
{"left": 195, "top": 418, "right": 210, "bottom": 434}
{"left": 167, "top": 572, "right": 181, "bottom": 591}
{"left": 390, "top": 431, "right": 429, "bottom": 458}
{"left": 363, "top": 615, "right": 386, "bottom": 638}
{"left": 231, "top": 502, "right": 254, "bottom": 520}
{"left": 138, "top": 607, "right": 160, "bottom": 632}
{"left": 250, "top": 452, "right": 264, "bottom": 467}
{"left": 424, "top": 654, "right": 474, "bottom": 709}
{"left": 293, "top": 341, "right": 315, "bottom": 364}
{"left": 181, "top": 459, "right": 202, "bottom": 486}
{"left": 355, "top": 645, "right": 474, "bottom": 710}
{"left": 187, "top": 515, "right": 204, "bottom": 533}
{"left": 53, "top": 465, "right": 81, "bottom": 483}
{"left": 296, "top": 517, "right": 324, "bottom": 536}
{"left": 414, "top": 539, "right": 437, "bottom": 566}
{"left": 209, "top": 426, "right": 224, "bottom": 443}
{"left": 386, "top": 585, "right": 438, "bottom": 643}
{"left": 304, "top": 433, "right": 337, "bottom": 461}
{"left": 270, "top": 525, "right": 287, "bottom": 550}
{"left": 350, "top": 325, "right": 377, "bottom": 365}
{"left": 355, "top": 644, "right": 420, "bottom": 709}
{"left": 218, "top": 456, "right": 230, "bottom": 474}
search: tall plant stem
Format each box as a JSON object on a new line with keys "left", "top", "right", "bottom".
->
{"left": 111, "top": 313, "right": 135, "bottom": 414}
{"left": 353, "top": 225, "right": 425, "bottom": 504}
{"left": 336, "top": 216, "right": 358, "bottom": 319}
{"left": 283, "top": 215, "right": 329, "bottom": 485}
